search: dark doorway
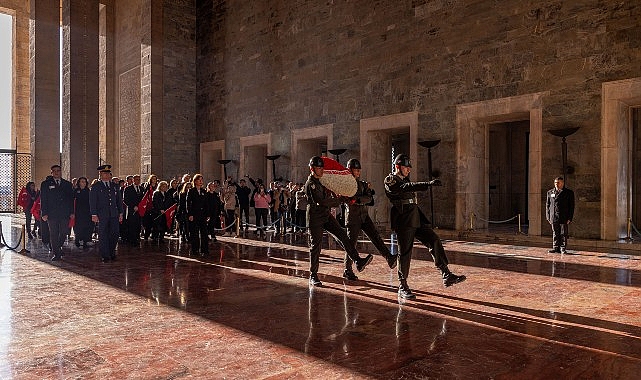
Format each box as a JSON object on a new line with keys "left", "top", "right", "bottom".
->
{"left": 488, "top": 121, "right": 529, "bottom": 224}
{"left": 632, "top": 108, "right": 641, "bottom": 227}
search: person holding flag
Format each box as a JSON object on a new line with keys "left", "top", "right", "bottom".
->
{"left": 18, "top": 182, "right": 40, "bottom": 239}
{"left": 90, "top": 165, "right": 123, "bottom": 263}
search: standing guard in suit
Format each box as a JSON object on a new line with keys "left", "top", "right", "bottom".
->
{"left": 343, "top": 158, "right": 397, "bottom": 281}
{"left": 187, "top": 174, "right": 212, "bottom": 256}
{"left": 40, "top": 165, "right": 75, "bottom": 261}
{"left": 123, "top": 174, "right": 144, "bottom": 245}
{"left": 546, "top": 176, "right": 575, "bottom": 253}
{"left": 384, "top": 154, "right": 466, "bottom": 299}
{"left": 90, "top": 165, "right": 124, "bottom": 263}
{"left": 305, "top": 156, "right": 373, "bottom": 287}
{"left": 151, "top": 181, "right": 172, "bottom": 241}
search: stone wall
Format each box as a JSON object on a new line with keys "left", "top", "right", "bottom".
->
{"left": 196, "top": 0, "right": 641, "bottom": 238}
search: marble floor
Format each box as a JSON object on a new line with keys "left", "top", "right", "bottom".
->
{"left": 1, "top": 222, "right": 641, "bottom": 379}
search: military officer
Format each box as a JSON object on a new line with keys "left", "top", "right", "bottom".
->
{"left": 40, "top": 164, "right": 74, "bottom": 261}
{"left": 343, "top": 158, "right": 397, "bottom": 281}
{"left": 384, "top": 154, "right": 466, "bottom": 299}
{"left": 305, "top": 156, "right": 373, "bottom": 287}
{"left": 90, "top": 165, "right": 124, "bottom": 262}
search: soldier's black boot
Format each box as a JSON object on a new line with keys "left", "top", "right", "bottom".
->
{"left": 440, "top": 265, "right": 466, "bottom": 287}
{"left": 398, "top": 280, "right": 416, "bottom": 299}
{"left": 343, "top": 268, "right": 358, "bottom": 281}
{"left": 355, "top": 254, "right": 373, "bottom": 272}
{"left": 309, "top": 273, "right": 322, "bottom": 287}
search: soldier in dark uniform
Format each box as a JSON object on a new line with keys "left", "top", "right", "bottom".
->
{"left": 305, "top": 156, "right": 373, "bottom": 287}
{"left": 384, "top": 154, "right": 466, "bottom": 299}
{"left": 40, "top": 164, "right": 74, "bottom": 261}
{"left": 343, "top": 158, "right": 397, "bottom": 281}
{"left": 123, "top": 174, "right": 144, "bottom": 245}
{"left": 187, "top": 174, "right": 212, "bottom": 256}
{"left": 90, "top": 165, "right": 124, "bottom": 263}
{"left": 546, "top": 176, "right": 575, "bottom": 253}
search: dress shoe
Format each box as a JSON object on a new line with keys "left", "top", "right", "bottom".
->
{"left": 342, "top": 269, "right": 358, "bottom": 281}
{"left": 387, "top": 254, "right": 398, "bottom": 269}
{"left": 398, "top": 285, "right": 416, "bottom": 300}
{"left": 548, "top": 248, "right": 561, "bottom": 253}
{"left": 101, "top": 257, "right": 110, "bottom": 263}
{"left": 443, "top": 272, "right": 466, "bottom": 287}
{"left": 560, "top": 249, "right": 567, "bottom": 254}
{"left": 355, "top": 254, "right": 373, "bottom": 272}
{"left": 309, "top": 274, "right": 322, "bottom": 287}
{"left": 50, "top": 255, "right": 61, "bottom": 262}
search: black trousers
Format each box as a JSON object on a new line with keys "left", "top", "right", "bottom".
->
{"left": 190, "top": 218, "right": 209, "bottom": 254}
{"left": 551, "top": 223, "right": 569, "bottom": 250}
{"left": 98, "top": 216, "right": 120, "bottom": 259}
{"left": 126, "top": 211, "right": 141, "bottom": 243}
{"left": 238, "top": 204, "right": 250, "bottom": 229}
{"left": 47, "top": 217, "right": 68, "bottom": 256}
{"left": 295, "top": 209, "right": 306, "bottom": 231}
{"left": 395, "top": 223, "right": 448, "bottom": 282}
{"left": 255, "top": 208, "right": 268, "bottom": 231}
{"left": 346, "top": 216, "right": 391, "bottom": 270}
{"left": 308, "top": 215, "right": 361, "bottom": 276}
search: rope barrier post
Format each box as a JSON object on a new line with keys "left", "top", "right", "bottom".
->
{"left": 235, "top": 215, "right": 240, "bottom": 237}
{"left": 0, "top": 220, "right": 4, "bottom": 248}
{"left": 469, "top": 213, "right": 474, "bottom": 231}
{"left": 518, "top": 213, "right": 522, "bottom": 234}
{"left": 18, "top": 225, "right": 30, "bottom": 254}
{"left": 626, "top": 218, "right": 633, "bottom": 241}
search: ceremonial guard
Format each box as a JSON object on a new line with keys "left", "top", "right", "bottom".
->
{"left": 305, "top": 156, "right": 373, "bottom": 287}
{"left": 384, "top": 154, "right": 466, "bottom": 299}
{"left": 546, "top": 176, "right": 575, "bottom": 253}
{"left": 40, "top": 164, "right": 74, "bottom": 261}
{"left": 343, "top": 158, "right": 397, "bottom": 280}
{"left": 90, "top": 165, "right": 123, "bottom": 262}
{"left": 123, "top": 174, "right": 144, "bottom": 245}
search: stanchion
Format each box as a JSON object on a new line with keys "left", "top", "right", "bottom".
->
{"left": 18, "top": 225, "right": 30, "bottom": 254}
{"left": 469, "top": 213, "right": 475, "bottom": 231}
{"left": 626, "top": 218, "right": 633, "bottom": 241}
{"left": 235, "top": 216, "right": 240, "bottom": 237}
{"left": 518, "top": 214, "right": 522, "bottom": 234}
{"left": 0, "top": 221, "right": 4, "bottom": 248}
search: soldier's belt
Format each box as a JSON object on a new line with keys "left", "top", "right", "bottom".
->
{"left": 393, "top": 199, "right": 416, "bottom": 206}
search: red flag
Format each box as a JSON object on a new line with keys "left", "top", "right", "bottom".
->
{"left": 17, "top": 187, "right": 29, "bottom": 209}
{"left": 165, "top": 203, "right": 177, "bottom": 230}
{"left": 31, "top": 196, "right": 41, "bottom": 221}
{"left": 137, "top": 186, "right": 154, "bottom": 217}
{"left": 68, "top": 217, "right": 76, "bottom": 228}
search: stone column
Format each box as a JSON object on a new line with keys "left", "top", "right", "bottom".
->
{"left": 140, "top": 0, "right": 163, "bottom": 177}
{"left": 29, "top": 0, "right": 60, "bottom": 182}
{"left": 62, "top": 0, "right": 100, "bottom": 179}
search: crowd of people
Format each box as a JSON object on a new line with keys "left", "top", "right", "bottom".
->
{"left": 19, "top": 154, "right": 473, "bottom": 300}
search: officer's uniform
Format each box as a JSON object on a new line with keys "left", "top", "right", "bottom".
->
{"left": 90, "top": 165, "right": 123, "bottom": 262}
{"left": 344, "top": 174, "right": 395, "bottom": 277}
{"left": 40, "top": 173, "right": 74, "bottom": 260}
{"left": 546, "top": 185, "right": 575, "bottom": 252}
{"left": 305, "top": 156, "right": 372, "bottom": 286}
{"left": 384, "top": 172, "right": 447, "bottom": 280}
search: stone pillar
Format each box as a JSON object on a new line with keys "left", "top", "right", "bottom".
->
{"left": 99, "top": 2, "right": 114, "bottom": 170}
{"left": 140, "top": 0, "right": 163, "bottom": 177}
{"left": 62, "top": 0, "right": 100, "bottom": 179}
{"left": 29, "top": 0, "right": 60, "bottom": 182}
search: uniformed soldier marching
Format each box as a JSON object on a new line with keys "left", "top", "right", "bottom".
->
{"left": 90, "top": 165, "right": 124, "bottom": 263}
{"left": 305, "top": 156, "right": 373, "bottom": 287}
{"left": 384, "top": 154, "right": 466, "bottom": 299}
{"left": 343, "top": 158, "right": 397, "bottom": 280}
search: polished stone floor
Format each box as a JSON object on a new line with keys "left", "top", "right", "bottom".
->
{"left": 1, "top": 221, "right": 641, "bottom": 379}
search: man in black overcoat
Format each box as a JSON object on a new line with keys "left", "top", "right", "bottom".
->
{"left": 546, "top": 176, "right": 575, "bottom": 254}
{"left": 40, "top": 164, "right": 74, "bottom": 261}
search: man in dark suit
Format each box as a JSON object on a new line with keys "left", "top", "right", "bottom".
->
{"left": 384, "top": 154, "right": 466, "bottom": 299}
{"left": 187, "top": 174, "right": 212, "bottom": 256}
{"left": 90, "top": 165, "right": 123, "bottom": 262}
{"left": 123, "top": 174, "right": 144, "bottom": 245}
{"left": 40, "top": 165, "right": 74, "bottom": 261}
{"left": 546, "top": 176, "right": 575, "bottom": 254}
